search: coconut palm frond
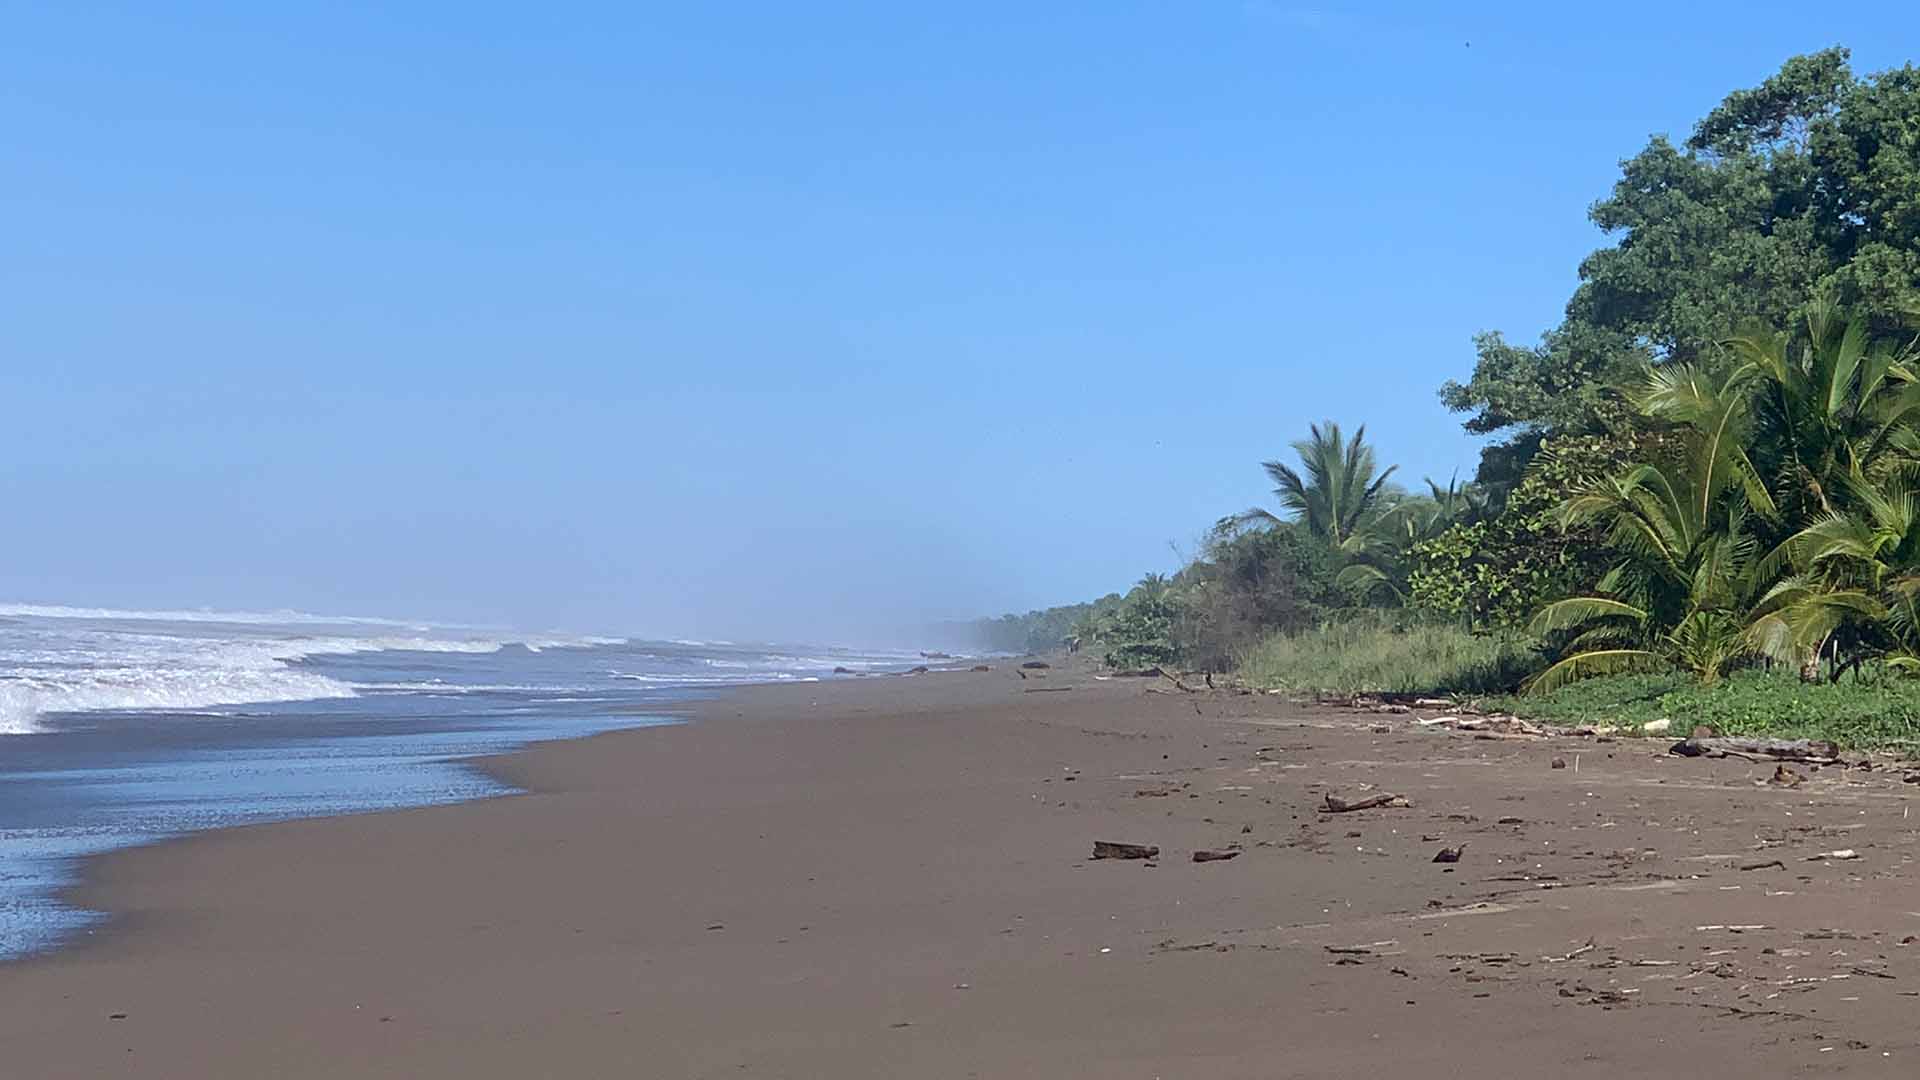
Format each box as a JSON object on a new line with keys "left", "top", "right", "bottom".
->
{"left": 1526, "top": 597, "right": 1648, "bottom": 636}
{"left": 1524, "top": 649, "right": 1665, "bottom": 696}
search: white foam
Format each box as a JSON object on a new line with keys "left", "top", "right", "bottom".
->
{"left": 608, "top": 671, "right": 819, "bottom": 685}
{"left": 353, "top": 682, "right": 553, "bottom": 694}
{"left": 286, "top": 636, "right": 506, "bottom": 658}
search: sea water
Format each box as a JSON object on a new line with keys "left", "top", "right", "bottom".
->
{"left": 0, "top": 605, "right": 931, "bottom": 961}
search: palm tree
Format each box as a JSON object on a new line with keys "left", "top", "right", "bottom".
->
{"left": 1707, "top": 299, "right": 1920, "bottom": 520}
{"left": 1528, "top": 300, "right": 1920, "bottom": 691}
{"left": 1762, "top": 467, "right": 1920, "bottom": 678}
{"left": 1239, "top": 421, "right": 1398, "bottom": 547}
{"left": 1524, "top": 379, "right": 1786, "bottom": 692}
{"left": 1526, "top": 496, "right": 1782, "bottom": 692}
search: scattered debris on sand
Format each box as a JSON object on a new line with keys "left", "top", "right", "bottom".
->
{"left": 1413, "top": 715, "right": 1546, "bottom": 737}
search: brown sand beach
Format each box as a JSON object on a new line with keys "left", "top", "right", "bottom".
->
{"left": 4, "top": 661, "right": 1920, "bottom": 1077}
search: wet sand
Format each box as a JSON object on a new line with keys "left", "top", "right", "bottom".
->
{"left": 4, "top": 659, "right": 1919, "bottom": 1077}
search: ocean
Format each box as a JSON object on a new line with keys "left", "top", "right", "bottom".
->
{"left": 0, "top": 604, "right": 946, "bottom": 961}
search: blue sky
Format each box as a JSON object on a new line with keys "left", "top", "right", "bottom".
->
{"left": 2, "top": 3, "right": 1915, "bottom": 642}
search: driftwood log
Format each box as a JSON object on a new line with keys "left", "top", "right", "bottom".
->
{"left": 1669, "top": 737, "right": 1841, "bottom": 765}
{"left": 1091, "top": 841, "right": 1159, "bottom": 860}
{"left": 1322, "top": 792, "right": 1411, "bottom": 813}
{"left": 1192, "top": 849, "right": 1241, "bottom": 863}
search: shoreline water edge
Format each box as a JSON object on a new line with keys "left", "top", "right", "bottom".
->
{"left": 0, "top": 606, "right": 941, "bottom": 963}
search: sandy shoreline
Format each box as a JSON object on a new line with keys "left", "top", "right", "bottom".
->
{"left": 4, "top": 660, "right": 1919, "bottom": 1076}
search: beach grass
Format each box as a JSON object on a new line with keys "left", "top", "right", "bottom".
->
{"left": 1236, "top": 617, "right": 1536, "bottom": 697}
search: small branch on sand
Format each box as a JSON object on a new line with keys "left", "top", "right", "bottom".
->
{"left": 1159, "top": 670, "right": 1201, "bottom": 693}
{"left": 1544, "top": 938, "right": 1596, "bottom": 963}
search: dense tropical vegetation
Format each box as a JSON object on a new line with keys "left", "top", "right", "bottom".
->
{"left": 977, "top": 49, "right": 1920, "bottom": 747}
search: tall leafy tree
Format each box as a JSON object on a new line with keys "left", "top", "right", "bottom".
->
{"left": 1445, "top": 48, "right": 1920, "bottom": 482}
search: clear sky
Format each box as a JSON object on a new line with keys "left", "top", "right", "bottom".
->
{"left": 3, "top": 3, "right": 1916, "bottom": 643}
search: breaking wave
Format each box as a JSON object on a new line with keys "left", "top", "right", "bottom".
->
{"left": 0, "top": 603, "right": 610, "bottom": 735}
{"left": 0, "top": 600, "right": 930, "bottom": 735}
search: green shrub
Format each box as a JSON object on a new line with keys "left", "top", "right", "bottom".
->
{"left": 1095, "top": 581, "right": 1182, "bottom": 669}
{"left": 1171, "top": 524, "right": 1341, "bottom": 669}
{"left": 1237, "top": 617, "right": 1538, "bottom": 696}
{"left": 1105, "top": 641, "right": 1180, "bottom": 670}
{"left": 1408, "top": 435, "right": 1630, "bottom": 627}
